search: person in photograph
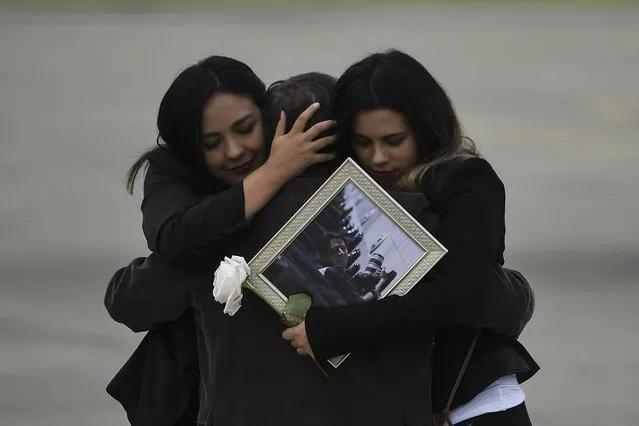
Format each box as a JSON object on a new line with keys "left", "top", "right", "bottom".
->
{"left": 317, "top": 232, "right": 391, "bottom": 301}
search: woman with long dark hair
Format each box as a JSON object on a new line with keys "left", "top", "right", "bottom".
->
{"left": 125, "top": 55, "right": 336, "bottom": 265}
{"left": 106, "top": 57, "right": 339, "bottom": 426}
{"left": 284, "top": 50, "right": 538, "bottom": 426}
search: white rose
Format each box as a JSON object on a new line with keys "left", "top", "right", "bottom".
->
{"left": 212, "top": 256, "right": 250, "bottom": 316}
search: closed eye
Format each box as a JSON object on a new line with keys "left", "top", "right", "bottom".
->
{"left": 383, "top": 133, "right": 406, "bottom": 146}
{"left": 202, "top": 137, "right": 220, "bottom": 151}
{"left": 352, "top": 134, "right": 372, "bottom": 147}
{"left": 236, "top": 123, "right": 255, "bottom": 135}
{"left": 232, "top": 115, "right": 257, "bottom": 135}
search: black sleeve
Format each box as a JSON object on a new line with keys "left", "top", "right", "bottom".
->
{"left": 142, "top": 163, "right": 249, "bottom": 265}
{"left": 306, "top": 158, "right": 533, "bottom": 359}
{"left": 104, "top": 254, "right": 192, "bottom": 333}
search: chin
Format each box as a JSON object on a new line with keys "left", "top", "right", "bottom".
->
{"left": 229, "top": 175, "right": 244, "bottom": 185}
{"left": 215, "top": 173, "right": 240, "bottom": 186}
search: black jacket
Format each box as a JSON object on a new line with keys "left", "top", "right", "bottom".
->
{"left": 106, "top": 313, "right": 199, "bottom": 426}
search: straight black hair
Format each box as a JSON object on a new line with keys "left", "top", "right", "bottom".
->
{"left": 125, "top": 55, "right": 266, "bottom": 193}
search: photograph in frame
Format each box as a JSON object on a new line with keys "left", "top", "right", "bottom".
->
{"left": 247, "top": 159, "right": 447, "bottom": 368}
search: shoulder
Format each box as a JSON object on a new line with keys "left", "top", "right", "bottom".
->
{"left": 143, "top": 149, "right": 215, "bottom": 196}
{"left": 422, "top": 156, "right": 505, "bottom": 207}
{"left": 429, "top": 156, "right": 500, "bottom": 184}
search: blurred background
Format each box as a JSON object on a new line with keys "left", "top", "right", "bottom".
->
{"left": 1, "top": 1, "right": 638, "bottom": 425}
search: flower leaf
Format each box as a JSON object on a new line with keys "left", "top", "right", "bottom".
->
{"left": 282, "top": 293, "right": 312, "bottom": 326}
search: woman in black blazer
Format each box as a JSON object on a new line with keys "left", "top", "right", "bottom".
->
{"left": 283, "top": 50, "right": 539, "bottom": 425}
{"left": 107, "top": 56, "right": 340, "bottom": 426}
{"left": 126, "top": 55, "right": 337, "bottom": 266}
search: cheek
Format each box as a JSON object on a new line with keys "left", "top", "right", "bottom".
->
{"left": 398, "top": 139, "right": 419, "bottom": 167}
{"left": 247, "top": 125, "right": 265, "bottom": 151}
{"left": 203, "top": 150, "right": 224, "bottom": 174}
{"left": 353, "top": 145, "right": 373, "bottom": 166}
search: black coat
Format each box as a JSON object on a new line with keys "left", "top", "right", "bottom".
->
{"left": 106, "top": 313, "right": 199, "bottom": 426}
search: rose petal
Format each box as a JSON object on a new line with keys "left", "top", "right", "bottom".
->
{"left": 213, "top": 257, "right": 247, "bottom": 310}
{"left": 230, "top": 255, "right": 250, "bottom": 276}
{"left": 213, "top": 264, "right": 237, "bottom": 302}
{"left": 223, "top": 289, "right": 243, "bottom": 316}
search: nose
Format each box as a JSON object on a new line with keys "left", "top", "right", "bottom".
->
{"left": 225, "top": 138, "right": 245, "bottom": 161}
{"left": 371, "top": 144, "right": 389, "bottom": 166}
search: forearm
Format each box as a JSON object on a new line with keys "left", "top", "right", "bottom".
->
{"left": 104, "top": 255, "right": 191, "bottom": 332}
{"left": 242, "top": 162, "right": 288, "bottom": 219}
{"left": 153, "top": 185, "right": 248, "bottom": 265}
{"left": 145, "top": 163, "right": 290, "bottom": 265}
{"left": 143, "top": 161, "right": 250, "bottom": 265}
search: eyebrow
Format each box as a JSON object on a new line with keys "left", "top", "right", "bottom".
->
{"left": 352, "top": 132, "right": 405, "bottom": 140}
{"left": 201, "top": 113, "right": 256, "bottom": 139}
{"left": 231, "top": 113, "right": 256, "bottom": 129}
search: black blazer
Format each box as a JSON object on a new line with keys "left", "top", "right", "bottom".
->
{"left": 105, "top": 313, "right": 199, "bottom": 426}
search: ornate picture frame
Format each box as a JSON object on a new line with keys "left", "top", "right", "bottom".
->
{"left": 247, "top": 158, "right": 447, "bottom": 368}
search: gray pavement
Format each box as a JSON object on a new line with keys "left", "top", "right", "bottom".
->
{"left": 1, "top": 5, "right": 638, "bottom": 425}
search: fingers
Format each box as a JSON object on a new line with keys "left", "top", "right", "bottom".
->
{"left": 285, "top": 334, "right": 299, "bottom": 349}
{"left": 282, "top": 327, "right": 294, "bottom": 341}
{"left": 312, "top": 135, "right": 337, "bottom": 151}
{"left": 273, "top": 111, "right": 286, "bottom": 140}
{"left": 282, "top": 327, "right": 313, "bottom": 357}
{"left": 290, "top": 103, "right": 320, "bottom": 134}
{"left": 312, "top": 153, "right": 337, "bottom": 165}
{"left": 304, "top": 119, "right": 337, "bottom": 141}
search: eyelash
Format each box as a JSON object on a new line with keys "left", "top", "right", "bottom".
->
{"left": 202, "top": 123, "right": 255, "bottom": 151}
{"left": 353, "top": 137, "right": 404, "bottom": 147}
{"left": 236, "top": 124, "right": 255, "bottom": 135}
{"left": 202, "top": 140, "right": 220, "bottom": 151}
{"left": 353, "top": 137, "right": 371, "bottom": 147}
{"left": 386, "top": 137, "right": 405, "bottom": 146}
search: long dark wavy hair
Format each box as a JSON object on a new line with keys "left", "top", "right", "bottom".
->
{"left": 334, "top": 49, "right": 478, "bottom": 191}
